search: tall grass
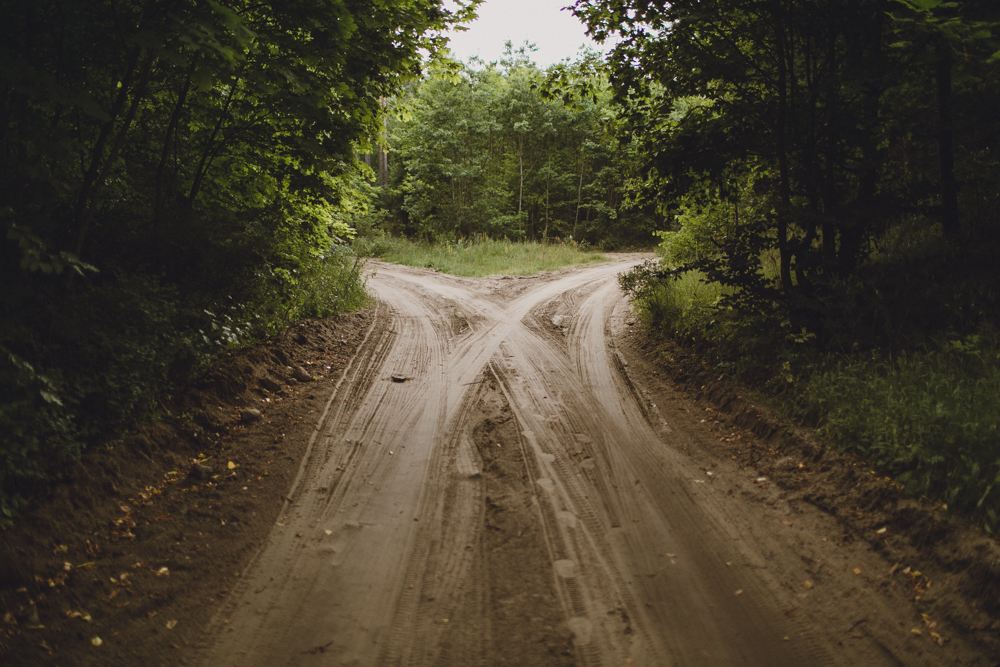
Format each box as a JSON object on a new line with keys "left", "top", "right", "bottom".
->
{"left": 358, "top": 236, "right": 607, "bottom": 277}
{"left": 633, "top": 270, "right": 731, "bottom": 339}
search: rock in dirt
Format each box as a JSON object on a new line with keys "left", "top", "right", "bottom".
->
{"left": 391, "top": 374, "right": 407, "bottom": 383}
{"left": 188, "top": 463, "right": 214, "bottom": 481}
{"left": 292, "top": 366, "right": 314, "bottom": 383}
{"left": 258, "top": 376, "right": 282, "bottom": 393}
{"left": 773, "top": 457, "right": 797, "bottom": 471}
{"left": 241, "top": 408, "right": 263, "bottom": 424}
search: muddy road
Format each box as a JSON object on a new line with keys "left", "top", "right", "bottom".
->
{"left": 192, "top": 258, "right": 993, "bottom": 666}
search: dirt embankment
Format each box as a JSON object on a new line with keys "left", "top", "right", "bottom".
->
{"left": 614, "top": 329, "right": 1000, "bottom": 658}
{"left": 0, "top": 311, "right": 375, "bottom": 665}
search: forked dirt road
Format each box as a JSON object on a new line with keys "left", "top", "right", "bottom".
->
{"left": 194, "top": 258, "right": 994, "bottom": 666}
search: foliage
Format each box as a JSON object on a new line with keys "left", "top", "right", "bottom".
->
{"left": 372, "top": 237, "right": 607, "bottom": 277}
{"left": 0, "top": 0, "right": 475, "bottom": 523}
{"left": 573, "top": 0, "right": 1000, "bottom": 321}
{"left": 377, "top": 45, "right": 661, "bottom": 247}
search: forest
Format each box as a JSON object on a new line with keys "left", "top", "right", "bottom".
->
{"left": 3, "top": 0, "right": 1000, "bottom": 529}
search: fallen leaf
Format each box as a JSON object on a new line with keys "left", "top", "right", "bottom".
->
{"left": 165, "top": 619, "right": 178, "bottom": 630}
{"left": 781, "top": 520, "right": 793, "bottom": 526}
{"left": 876, "top": 527, "right": 887, "bottom": 534}
{"left": 910, "top": 628, "right": 922, "bottom": 636}
{"left": 734, "top": 589, "right": 744, "bottom": 596}
{"left": 853, "top": 568, "right": 862, "bottom": 575}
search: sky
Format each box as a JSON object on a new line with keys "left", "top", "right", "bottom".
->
{"left": 443, "top": 0, "right": 613, "bottom": 68}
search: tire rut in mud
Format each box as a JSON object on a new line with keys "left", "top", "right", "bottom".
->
{"left": 383, "top": 369, "right": 576, "bottom": 667}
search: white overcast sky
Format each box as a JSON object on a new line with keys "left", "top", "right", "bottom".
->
{"left": 443, "top": 0, "right": 612, "bottom": 68}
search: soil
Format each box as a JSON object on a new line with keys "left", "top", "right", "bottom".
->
{"left": 1, "top": 256, "right": 999, "bottom": 666}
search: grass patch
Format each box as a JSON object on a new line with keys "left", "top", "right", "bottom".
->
{"left": 357, "top": 236, "right": 607, "bottom": 277}
{"left": 789, "top": 338, "right": 1000, "bottom": 528}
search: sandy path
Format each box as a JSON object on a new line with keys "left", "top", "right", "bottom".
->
{"left": 194, "top": 258, "right": 966, "bottom": 666}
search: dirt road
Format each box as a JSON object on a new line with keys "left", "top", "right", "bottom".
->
{"left": 192, "top": 258, "right": 994, "bottom": 666}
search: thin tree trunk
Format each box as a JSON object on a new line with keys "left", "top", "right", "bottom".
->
{"left": 188, "top": 75, "right": 242, "bottom": 207}
{"left": 154, "top": 57, "right": 198, "bottom": 226}
{"left": 71, "top": 45, "right": 142, "bottom": 236}
{"left": 574, "top": 153, "right": 584, "bottom": 238}
{"left": 543, "top": 154, "right": 551, "bottom": 241}
{"left": 936, "top": 38, "right": 959, "bottom": 240}
{"left": 378, "top": 101, "right": 388, "bottom": 187}
{"left": 518, "top": 138, "right": 524, "bottom": 217}
{"left": 73, "top": 53, "right": 154, "bottom": 260}
{"left": 774, "top": 17, "right": 793, "bottom": 294}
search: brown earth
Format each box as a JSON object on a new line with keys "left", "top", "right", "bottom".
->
{"left": 1, "top": 256, "right": 999, "bottom": 666}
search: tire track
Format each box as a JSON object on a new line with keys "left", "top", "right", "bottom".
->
{"left": 196, "top": 258, "right": 851, "bottom": 666}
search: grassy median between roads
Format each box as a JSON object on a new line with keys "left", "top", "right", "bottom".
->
{"left": 355, "top": 236, "right": 608, "bottom": 277}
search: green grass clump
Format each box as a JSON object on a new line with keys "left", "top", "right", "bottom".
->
{"left": 360, "top": 236, "right": 607, "bottom": 277}
{"left": 790, "top": 337, "right": 1000, "bottom": 528}
{"left": 632, "top": 269, "right": 731, "bottom": 339}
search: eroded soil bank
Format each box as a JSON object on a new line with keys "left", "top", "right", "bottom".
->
{"left": 1, "top": 258, "right": 998, "bottom": 666}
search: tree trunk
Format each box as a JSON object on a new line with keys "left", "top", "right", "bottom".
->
{"left": 154, "top": 57, "right": 198, "bottom": 226}
{"left": 188, "top": 76, "right": 242, "bottom": 207}
{"left": 774, "top": 17, "right": 794, "bottom": 295}
{"left": 73, "top": 52, "right": 154, "bottom": 260}
{"left": 378, "top": 102, "right": 388, "bottom": 187}
{"left": 574, "top": 153, "right": 584, "bottom": 238}
{"left": 936, "top": 38, "right": 959, "bottom": 240}
{"left": 543, "top": 154, "right": 551, "bottom": 241}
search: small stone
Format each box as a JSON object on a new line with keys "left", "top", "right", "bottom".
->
{"left": 241, "top": 408, "right": 263, "bottom": 423}
{"left": 258, "top": 376, "right": 282, "bottom": 393}
{"left": 292, "top": 367, "right": 314, "bottom": 383}
{"left": 188, "top": 463, "right": 214, "bottom": 481}
{"left": 774, "top": 457, "right": 796, "bottom": 471}
{"left": 391, "top": 374, "right": 407, "bottom": 383}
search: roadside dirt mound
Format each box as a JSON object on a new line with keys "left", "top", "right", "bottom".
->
{"left": 0, "top": 310, "right": 374, "bottom": 666}
{"left": 616, "top": 329, "right": 1000, "bottom": 657}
